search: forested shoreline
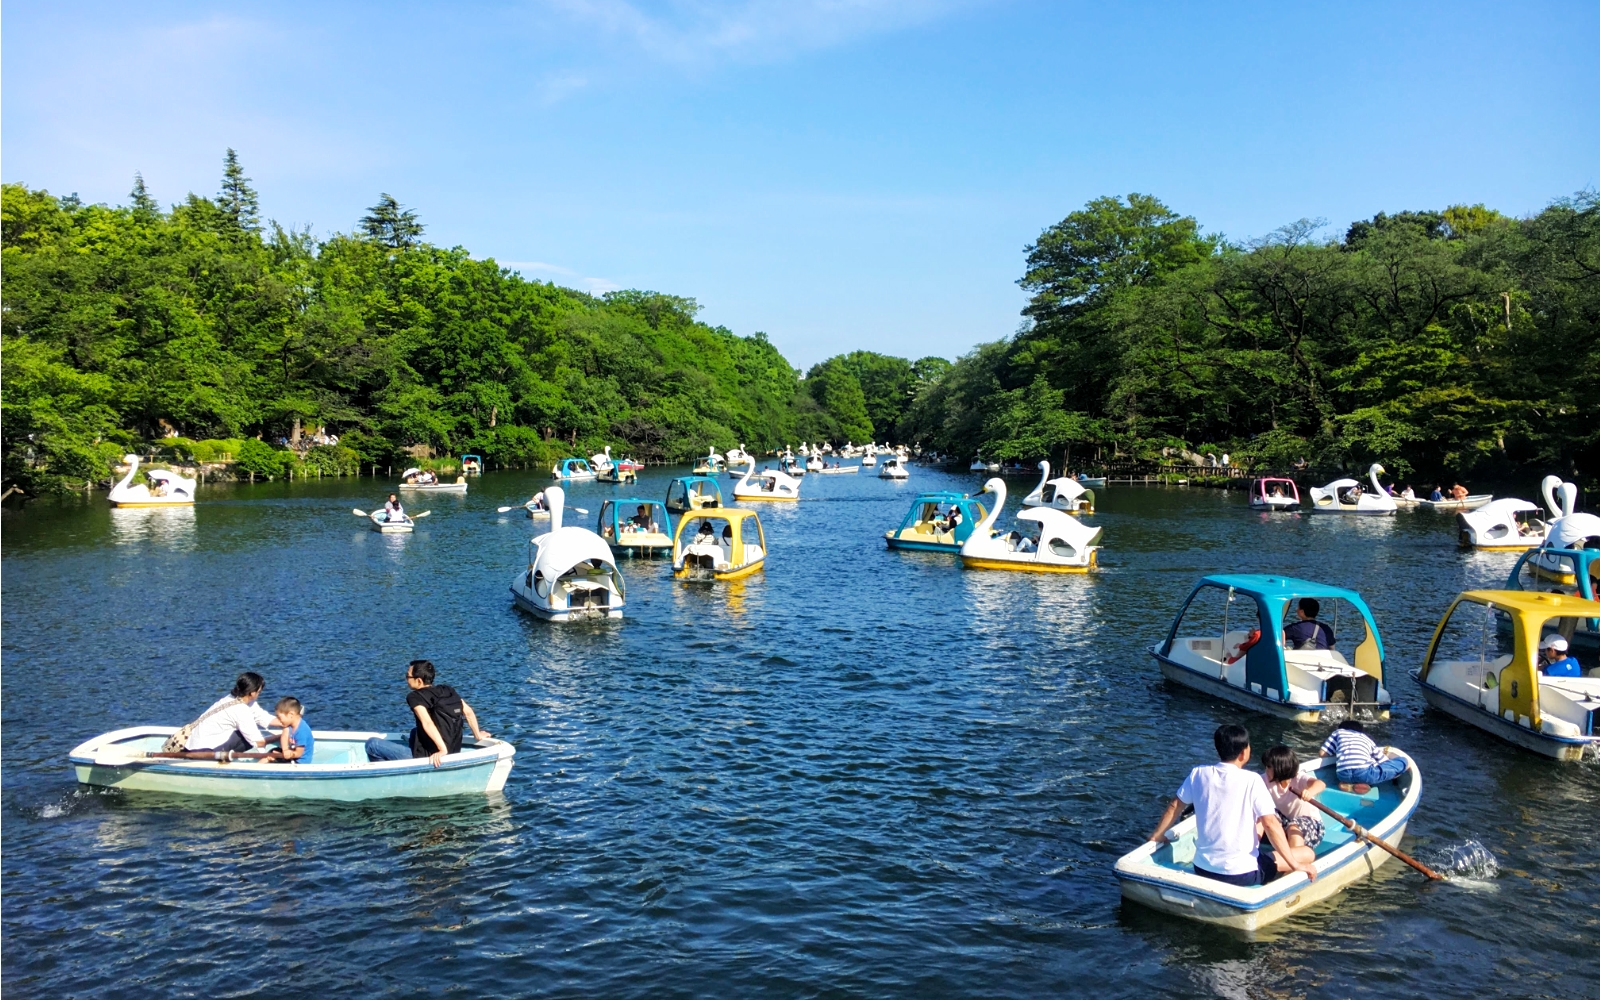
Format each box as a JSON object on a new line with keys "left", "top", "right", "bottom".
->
{"left": 3, "top": 152, "right": 1595, "bottom": 496}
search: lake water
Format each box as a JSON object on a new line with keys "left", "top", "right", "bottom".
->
{"left": 3, "top": 467, "right": 1595, "bottom": 999}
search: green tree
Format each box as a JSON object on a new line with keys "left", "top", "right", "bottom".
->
{"left": 359, "top": 194, "right": 425, "bottom": 249}
{"left": 218, "top": 148, "right": 260, "bottom": 232}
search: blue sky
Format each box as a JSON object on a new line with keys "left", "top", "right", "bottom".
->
{"left": 5, "top": 1, "right": 1596, "bottom": 368}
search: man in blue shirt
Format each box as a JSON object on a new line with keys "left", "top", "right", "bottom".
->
{"left": 1539, "top": 635, "right": 1582, "bottom": 678}
{"left": 1283, "top": 598, "right": 1334, "bottom": 651}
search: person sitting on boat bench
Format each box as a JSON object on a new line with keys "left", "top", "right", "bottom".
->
{"left": 1430, "top": 486, "right": 1445, "bottom": 501}
{"left": 269, "top": 697, "right": 313, "bottom": 764}
{"left": 384, "top": 493, "right": 405, "bottom": 521}
{"left": 365, "top": 660, "right": 490, "bottom": 767}
{"left": 1282, "top": 598, "right": 1334, "bottom": 651}
{"left": 1539, "top": 635, "right": 1582, "bottom": 678}
{"left": 1320, "top": 720, "right": 1405, "bottom": 793}
{"left": 1147, "top": 724, "right": 1316, "bottom": 887}
{"left": 184, "top": 672, "right": 280, "bottom": 754}
{"left": 632, "top": 505, "right": 656, "bottom": 532}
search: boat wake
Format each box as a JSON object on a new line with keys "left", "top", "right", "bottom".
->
{"left": 1426, "top": 839, "right": 1501, "bottom": 883}
{"left": 30, "top": 787, "right": 114, "bottom": 820}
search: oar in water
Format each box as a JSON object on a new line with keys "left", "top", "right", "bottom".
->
{"left": 1305, "top": 796, "right": 1443, "bottom": 880}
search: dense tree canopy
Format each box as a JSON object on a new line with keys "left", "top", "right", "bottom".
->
{"left": 902, "top": 191, "right": 1599, "bottom": 484}
{"left": 1, "top": 157, "right": 812, "bottom": 494}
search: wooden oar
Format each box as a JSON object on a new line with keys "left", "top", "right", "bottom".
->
{"left": 1305, "top": 796, "right": 1443, "bottom": 880}
{"left": 92, "top": 747, "right": 282, "bottom": 766}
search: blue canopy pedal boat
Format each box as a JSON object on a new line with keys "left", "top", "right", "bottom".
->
{"left": 1152, "top": 575, "right": 1392, "bottom": 722}
{"left": 664, "top": 475, "right": 724, "bottom": 513}
{"left": 883, "top": 491, "right": 989, "bottom": 553}
{"left": 598, "top": 498, "right": 674, "bottom": 556}
{"left": 1115, "top": 749, "right": 1423, "bottom": 930}
{"left": 1506, "top": 545, "right": 1600, "bottom": 654}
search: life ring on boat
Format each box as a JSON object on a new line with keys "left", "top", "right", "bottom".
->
{"left": 1224, "top": 629, "right": 1261, "bottom": 664}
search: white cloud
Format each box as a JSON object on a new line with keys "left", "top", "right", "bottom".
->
{"left": 540, "top": 0, "right": 978, "bottom": 67}
{"left": 500, "top": 261, "right": 621, "bottom": 294}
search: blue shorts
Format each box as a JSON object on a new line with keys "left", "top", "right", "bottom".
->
{"left": 1338, "top": 757, "right": 1407, "bottom": 786}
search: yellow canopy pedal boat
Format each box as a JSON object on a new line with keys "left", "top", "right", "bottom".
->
{"left": 673, "top": 508, "right": 767, "bottom": 582}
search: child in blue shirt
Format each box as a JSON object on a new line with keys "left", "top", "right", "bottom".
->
{"left": 1539, "top": 635, "right": 1582, "bottom": 678}
{"left": 271, "top": 697, "right": 314, "bottom": 764}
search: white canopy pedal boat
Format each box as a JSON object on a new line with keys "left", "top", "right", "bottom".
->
{"left": 959, "top": 477, "right": 1101, "bottom": 572}
{"left": 860, "top": 446, "right": 878, "bottom": 467}
{"left": 70, "top": 727, "right": 514, "bottom": 800}
{"left": 1115, "top": 750, "right": 1422, "bottom": 930}
{"left": 1455, "top": 476, "right": 1574, "bottom": 548}
{"left": 1307, "top": 464, "right": 1396, "bottom": 514}
{"left": 1022, "top": 460, "right": 1094, "bottom": 514}
{"left": 399, "top": 467, "right": 469, "bottom": 492}
{"left": 108, "top": 454, "right": 196, "bottom": 507}
{"left": 509, "top": 486, "right": 626, "bottom": 621}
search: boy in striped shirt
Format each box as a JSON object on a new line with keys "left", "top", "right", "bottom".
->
{"left": 1320, "top": 721, "right": 1406, "bottom": 793}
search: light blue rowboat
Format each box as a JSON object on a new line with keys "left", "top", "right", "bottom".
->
{"left": 69, "top": 726, "right": 515, "bottom": 801}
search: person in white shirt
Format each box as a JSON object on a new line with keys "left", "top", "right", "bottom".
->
{"left": 1147, "top": 724, "right": 1317, "bottom": 887}
{"left": 184, "top": 672, "right": 280, "bottom": 754}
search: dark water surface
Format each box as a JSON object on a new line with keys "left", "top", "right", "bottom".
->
{"left": 3, "top": 468, "right": 1595, "bottom": 999}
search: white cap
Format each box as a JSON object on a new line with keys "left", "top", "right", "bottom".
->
{"left": 1540, "top": 635, "right": 1569, "bottom": 652}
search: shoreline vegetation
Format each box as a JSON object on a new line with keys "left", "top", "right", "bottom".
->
{"left": 3, "top": 152, "right": 1595, "bottom": 499}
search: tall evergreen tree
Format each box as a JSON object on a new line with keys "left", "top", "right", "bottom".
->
{"left": 129, "top": 172, "right": 159, "bottom": 217}
{"left": 218, "top": 148, "right": 260, "bottom": 232}
{"left": 360, "top": 193, "right": 424, "bottom": 248}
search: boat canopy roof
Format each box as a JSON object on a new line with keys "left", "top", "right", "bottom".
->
{"left": 1043, "top": 476, "right": 1090, "bottom": 499}
{"left": 531, "top": 526, "right": 619, "bottom": 582}
{"left": 673, "top": 474, "right": 721, "bottom": 487}
{"left": 1192, "top": 574, "right": 1382, "bottom": 647}
{"left": 675, "top": 507, "right": 762, "bottom": 529}
{"left": 908, "top": 490, "right": 967, "bottom": 503}
{"left": 1454, "top": 588, "right": 1600, "bottom": 618}
{"left": 557, "top": 457, "right": 590, "bottom": 467}
{"left": 1254, "top": 476, "right": 1296, "bottom": 484}
{"left": 1547, "top": 513, "right": 1600, "bottom": 548}
{"left": 462, "top": 454, "right": 482, "bottom": 461}
{"left": 1016, "top": 506, "right": 1100, "bottom": 547}
{"left": 145, "top": 469, "right": 184, "bottom": 482}
{"left": 1477, "top": 498, "right": 1541, "bottom": 516}
{"left": 602, "top": 497, "right": 670, "bottom": 523}
{"left": 1319, "top": 478, "right": 1361, "bottom": 491}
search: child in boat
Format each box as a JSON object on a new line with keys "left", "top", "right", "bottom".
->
{"left": 1261, "top": 745, "right": 1324, "bottom": 870}
{"left": 270, "top": 697, "right": 314, "bottom": 764}
{"left": 1320, "top": 721, "right": 1405, "bottom": 793}
{"left": 1283, "top": 598, "right": 1334, "bottom": 651}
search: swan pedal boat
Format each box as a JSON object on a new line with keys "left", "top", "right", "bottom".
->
{"left": 510, "top": 486, "right": 626, "bottom": 620}
{"left": 109, "top": 454, "right": 196, "bottom": 507}
{"left": 673, "top": 508, "right": 767, "bottom": 582}
{"left": 877, "top": 455, "right": 910, "bottom": 479}
{"left": 1115, "top": 750, "right": 1421, "bottom": 930}
{"left": 1023, "top": 460, "right": 1094, "bottom": 514}
{"left": 1411, "top": 589, "right": 1600, "bottom": 760}
{"left": 70, "top": 727, "right": 515, "bottom": 800}
{"left": 732, "top": 459, "right": 801, "bottom": 501}
{"left": 398, "top": 467, "right": 468, "bottom": 492}
{"left": 369, "top": 511, "right": 414, "bottom": 533}
{"left": 960, "top": 477, "right": 1101, "bottom": 573}
{"left": 884, "top": 491, "right": 988, "bottom": 554}
{"left": 1152, "top": 574, "right": 1392, "bottom": 722}
{"left": 1307, "top": 464, "right": 1396, "bottom": 514}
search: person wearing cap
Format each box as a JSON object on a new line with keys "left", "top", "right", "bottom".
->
{"left": 1539, "top": 635, "right": 1582, "bottom": 678}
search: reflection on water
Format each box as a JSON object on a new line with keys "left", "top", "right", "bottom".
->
{"left": 109, "top": 504, "right": 196, "bottom": 549}
{"left": 3, "top": 470, "right": 1596, "bottom": 998}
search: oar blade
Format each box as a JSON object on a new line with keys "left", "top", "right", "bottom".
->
{"left": 353, "top": 509, "right": 369, "bottom": 517}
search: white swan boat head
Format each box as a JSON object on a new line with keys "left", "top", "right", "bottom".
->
{"left": 1306, "top": 463, "right": 1396, "bottom": 514}
{"left": 1022, "top": 460, "right": 1094, "bottom": 513}
{"left": 509, "top": 486, "right": 625, "bottom": 621}
{"left": 108, "top": 454, "right": 197, "bottom": 507}
{"left": 959, "top": 477, "right": 1101, "bottom": 572}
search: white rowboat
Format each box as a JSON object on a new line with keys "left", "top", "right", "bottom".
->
{"left": 1115, "top": 750, "right": 1422, "bottom": 930}
{"left": 70, "top": 726, "right": 515, "bottom": 800}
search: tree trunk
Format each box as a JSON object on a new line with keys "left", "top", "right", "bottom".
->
{"left": 490, "top": 405, "right": 498, "bottom": 428}
{"left": 292, "top": 416, "right": 302, "bottom": 448}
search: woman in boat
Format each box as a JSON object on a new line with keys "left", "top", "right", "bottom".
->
{"left": 1400, "top": 484, "right": 1416, "bottom": 500}
{"left": 1260, "top": 745, "right": 1324, "bottom": 873}
{"left": 183, "top": 672, "right": 280, "bottom": 754}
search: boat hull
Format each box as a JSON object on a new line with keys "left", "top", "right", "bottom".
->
{"left": 675, "top": 558, "right": 766, "bottom": 582}
{"left": 510, "top": 588, "right": 622, "bottom": 621}
{"left": 371, "top": 523, "right": 414, "bottom": 533}
{"left": 1413, "top": 673, "right": 1593, "bottom": 761}
{"left": 69, "top": 727, "right": 515, "bottom": 801}
{"left": 110, "top": 499, "right": 196, "bottom": 507}
{"left": 1150, "top": 652, "right": 1385, "bottom": 722}
{"left": 399, "top": 483, "right": 468, "bottom": 492}
{"left": 1118, "top": 820, "right": 1408, "bottom": 931}
{"left": 1248, "top": 499, "right": 1299, "bottom": 511}
{"left": 733, "top": 494, "right": 799, "bottom": 501}
{"left": 885, "top": 534, "right": 959, "bottom": 554}
{"left": 961, "top": 556, "right": 1094, "bottom": 573}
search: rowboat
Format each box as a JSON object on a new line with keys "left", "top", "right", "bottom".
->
{"left": 69, "top": 726, "right": 515, "bottom": 800}
{"left": 369, "top": 511, "right": 414, "bottom": 533}
{"left": 399, "top": 468, "right": 469, "bottom": 492}
{"left": 1414, "top": 494, "right": 1492, "bottom": 511}
{"left": 813, "top": 464, "right": 860, "bottom": 475}
{"left": 1116, "top": 750, "right": 1422, "bottom": 930}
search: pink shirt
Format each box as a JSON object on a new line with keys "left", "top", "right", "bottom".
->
{"left": 1263, "top": 772, "right": 1317, "bottom": 821}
